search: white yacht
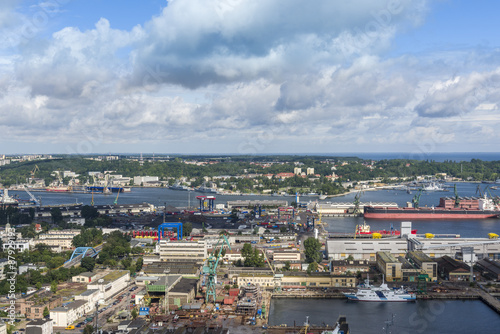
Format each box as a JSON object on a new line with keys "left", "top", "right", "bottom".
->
{"left": 343, "top": 275, "right": 416, "bottom": 302}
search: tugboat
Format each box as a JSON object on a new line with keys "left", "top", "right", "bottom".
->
{"left": 343, "top": 275, "right": 416, "bottom": 302}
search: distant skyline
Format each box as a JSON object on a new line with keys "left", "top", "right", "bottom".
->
{"left": 1, "top": 1, "right": 500, "bottom": 154}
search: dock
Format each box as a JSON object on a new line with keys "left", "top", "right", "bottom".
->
{"left": 478, "top": 287, "right": 500, "bottom": 315}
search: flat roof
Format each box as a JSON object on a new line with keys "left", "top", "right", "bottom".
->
{"left": 377, "top": 251, "right": 398, "bottom": 264}
{"left": 170, "top": 278, "right": 198, "bottom": 294}
{"left": 26, "top": 319, "right": 51, "bottom": 326}
{"left": 79, "top": 289, "right": 99, "bottom": 296}
{"left": 409, "top": 251, "right": 435, "bottom": 263}
{"left": 99, "top": 270, "right": 129, "bottom": 283}
{"left": 51, "top": 300, "right": 87, "bottom": 312}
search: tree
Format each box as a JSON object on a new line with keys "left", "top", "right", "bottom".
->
{"left": 81, "top": 206, "right": 99, "bottom": 220}
{"left": 303, "top": 237, "right": 322, "bottom": 263}
{"left": 43, "top": 306, "right": 49, "bottom": 318}
{"left": 50, "top": 281, "right": 58, "bottom": 293}
{"left": 83, "top": 325, "right": 93, "bottom": 334}
{"left": 81, "top": 257, "right": 96, "bottom": 272}
{"left": 121, "top": 257, "right": 132, "bottom": 269}
{"left": 307, "top": 261, "right": 318, "bottom": 274}
{"left": 131, "top": 308, "right": 138, "bottom": 319}
{"left": 182, "top": 221, "right": 193, "bottom": 236}
{"left": 283, "top": 261, "right": 291, "bottom": 271}
{"left": 50, "top": 207, "right": 63, "bottom": 224}
{"left": 136, "top": 257, "right": 143, "bottom": 272}
{"left": 36, "top": 282, "right": 42, "bottom": 290}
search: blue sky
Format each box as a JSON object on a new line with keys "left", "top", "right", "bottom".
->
{"left": 1, "top": 0, "right": 500, "bottom": 155}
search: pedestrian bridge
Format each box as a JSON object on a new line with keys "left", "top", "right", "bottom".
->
{"left": 68, "top": 246, "right": 99, "bottom": 262}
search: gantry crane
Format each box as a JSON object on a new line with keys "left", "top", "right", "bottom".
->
{"left": 205, "top": 234, "right": 231, "bottom": 303}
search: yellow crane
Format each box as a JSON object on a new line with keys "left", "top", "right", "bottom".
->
{"left": 30, "top": 165, "right": 39, "bottom": 179}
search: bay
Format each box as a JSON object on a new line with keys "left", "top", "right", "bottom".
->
{"left": 268, "top": 298, "right": 500, "bottom": 333}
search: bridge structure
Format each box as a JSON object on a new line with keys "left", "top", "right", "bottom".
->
{"left": 63, "top": 246, "right": 101, "bottom": 268}
{"left": 68, "top": 247, "right": 100, "bottom": 261}
{"left": 158, "top": 223, "right": 183, "bottom": 241}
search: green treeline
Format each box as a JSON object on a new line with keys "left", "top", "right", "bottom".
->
{"left": 1, "top": 156, "right": 499, "bottom": 189}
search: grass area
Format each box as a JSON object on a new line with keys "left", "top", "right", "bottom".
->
{"left": 56, "top": 287, "right": 87, "bottom": 298}
{"left": 101, "top": 270, "right": 129, "bottom": 283}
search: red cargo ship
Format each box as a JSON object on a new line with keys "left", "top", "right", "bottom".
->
{"left": 364, "top": 196, "right": 500, "bottom": 219}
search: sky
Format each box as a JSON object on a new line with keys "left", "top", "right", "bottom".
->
{"left": 1, "top": 0, "right": 500, "bottom": 155}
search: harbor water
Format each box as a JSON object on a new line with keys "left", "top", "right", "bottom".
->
{"left": 268, "top": 298, "right": 500, "bottom": 333}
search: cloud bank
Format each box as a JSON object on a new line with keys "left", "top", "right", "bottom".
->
{"left": 1, "top": 0, "right": 500, "bottom": 154}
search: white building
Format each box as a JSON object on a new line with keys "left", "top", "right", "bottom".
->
{"left": 74, "top": 289, "right": 100, "bottom": 314}
{"left": 134, "top": 176, "right": 159, "bottom": 185}
{"left": 273, "top": 251, "right": 301, "bottom": 262}
{"left": 50, "top": 300, "right": 87, "bottom": 328}
{"left": 26, "top": 319, "right": 53, "bottom": 334}
{"left": 3, "top": 239, "right": 31, "bottom": 252}
{"left": 87, "top": 270, "right": 130, "bottom": 301}
{"left": 19, "top": 263, "right": 46, "bottom": 275}
{"left": 157, "top": 240, "right": 207, "bottom": 262}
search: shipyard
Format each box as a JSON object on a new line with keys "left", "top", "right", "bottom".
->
{"left": 1, "top": 154, "right": 500, "bottom": 334}
{"left": 2, "top": 0, "right": 500, "bottom": 332}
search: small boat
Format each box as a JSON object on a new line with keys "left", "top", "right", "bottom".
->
{"left": 421, "top": 182, "right": 447, "bottom": 192}
{"left": 343, "top": 275, "right": 416, "bottom": 302}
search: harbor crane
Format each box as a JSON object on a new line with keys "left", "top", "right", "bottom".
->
{"left": 476, "top": 184, "right": 484, "bottom": 197}
{"left": 454, "top": 184, "right": 460, "bottom": 207}
{"left": 205, "top": 234, "right": 231, "bottom": 303}
{"left": 113, "top": 190, "right": 120, "bottom": 205}
{"left": 353, "top": 191, "right": 363, "bottom": 214}
{"left": 30, "top": 165, "right": 39, "bottom": 180}
{"left": 22, "top": 185, "right": 41, "bottom": 206}
{"left": 412, "top": 188, "right": 423, "bottom": 208}
{"left": 261, "top": 249, "right": 282, "bottom": 292}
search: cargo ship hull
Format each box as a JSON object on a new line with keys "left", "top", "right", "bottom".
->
{"left": 364, "top": 207, "right": 499, "bottom": 219}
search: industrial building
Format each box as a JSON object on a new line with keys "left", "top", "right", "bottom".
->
{"left": 236, "top": 272, "right": 357, "bottom": 288}
{"left": 376, "top": 252, "right": 402, "bottom": 282}
{"left": 19, "top": 203, "right": 155, "bottom": 218}
{"left": 329, "top": 259, "right": 370, "bottom": 275}
{"left": 314, "top": 202, "right": 398, "bottom": 216}
{"left": 406, "top": 251, "right": 438, "bottom": 281}
{"left": 475, "top": 258, "right": 500, "bottom": 281}
{"left": 326, "top": 238, "right": 408, "bottom": 261}
{"left": 226, "top": 200, "right": 288, "bottom": 209}
{"left": 398, "top": 256, "right": 423, "bottom": 282}
{"left": 157, "top": 240, "right": 207, "bottom": 263}
{"left": 143, "top": 276, "right": 199, "bottom": 310}
{"left": 437, "top": 256, "right": 477, "bottom": 281}
{"left": 86, "top": 270, "right": 130, "bottom": 301}
{"left": 326, "top": 222, "right": 500, "bottom": 262}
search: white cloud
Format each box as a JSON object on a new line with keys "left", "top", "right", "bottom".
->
{"left": 127, "top": 0, "right": 427, "bottom": 88}
{"left": 4, "top": 0, "right": 500, "bottom": 154}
